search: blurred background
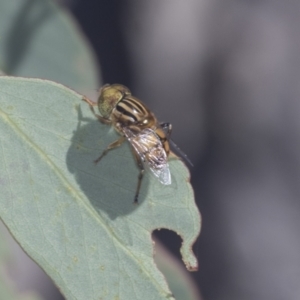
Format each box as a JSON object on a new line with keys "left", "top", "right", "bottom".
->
{"left": 65, "top": 1, "right": 300, "bottom": 299}
{"left": 4, "top": 0, "right": 300, "bottom": 299}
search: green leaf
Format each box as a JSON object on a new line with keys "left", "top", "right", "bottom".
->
{"left": 0, "top": 224, "right": 43, "bottom": 300}
{"left": 0, "top": 76, "right": 201, "bottom": 300}
{"left": 155, "top": 240, "right": 202, "bottom": 300}
{"left": 0, "top": 0, "right": 100, "bottom": 94}
{"left": 0, "top": 280, "right": 42, "bottom": 300}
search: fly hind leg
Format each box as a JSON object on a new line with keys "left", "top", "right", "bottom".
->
{"left": 133, "top": 151, "right": 145, "bottom": 204}
{"left": 160, "top": 122, "right": 172, "bottom": 138}
{"left": 94, "top": 136, "right": 126, "bottom": 164}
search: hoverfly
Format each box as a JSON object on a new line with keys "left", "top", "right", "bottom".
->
{"left": 82, "top": 84, "right": 174, "bottom": 203}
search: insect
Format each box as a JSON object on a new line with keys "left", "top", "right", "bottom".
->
{"left": 82, "top": 83, "right": 174, "bottom": 203}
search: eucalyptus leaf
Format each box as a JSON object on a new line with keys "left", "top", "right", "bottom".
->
{"left": 0, "top": 0, "right": 100, "bottom": 93}
{"left": 155, "top": 240, "right": 202, "bottom": 300}
{"left": 0, "top": 76, "right": 201, "bottom": 300}
{"left": 0, "top": 280, "right": 42, "bottom": 300}
{"left": 0, "top": 225, "right": 43, "bottom": 300}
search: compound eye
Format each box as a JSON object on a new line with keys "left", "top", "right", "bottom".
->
{"left": 111, "top": 84, "right": 131, "bottom": 96}
{"left": 98, "top": 85, "right": 126, "bottom": 118}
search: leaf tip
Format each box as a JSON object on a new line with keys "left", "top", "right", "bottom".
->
{"left": 181, "top": 244, "right": 199, "bottom": 272}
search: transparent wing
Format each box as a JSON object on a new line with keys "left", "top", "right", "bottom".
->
{"left": 152, "top": 164, "right": 171, "bottom": 185}
{"left": 123, "top": 127, "right": 171, "bottom": 185}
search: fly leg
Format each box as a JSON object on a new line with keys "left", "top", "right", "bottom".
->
{"left": 94, "top": 136, "right": 126, "bottom": 164}
{"left": 132, "top": 151, "right": 145, "bottom": 204}
{"left": 160, "top": 122, "right": 172, "bottom": 138}
{"left": 82, "top": 96, "right": 111, "bottom": 125}
{"left": 160, "top": 122, "right": 193, "bottom": 166}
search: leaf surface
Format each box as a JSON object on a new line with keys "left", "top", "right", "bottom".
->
{"left": 0, "top": 225, "right": 43, "bottom": 300}
{"left": 0, "top": 77, "right": 201, "bottom": 300}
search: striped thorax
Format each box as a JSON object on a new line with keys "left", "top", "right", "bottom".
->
{"left": 112, "top": 94, "right": 156, "bottom": 130}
